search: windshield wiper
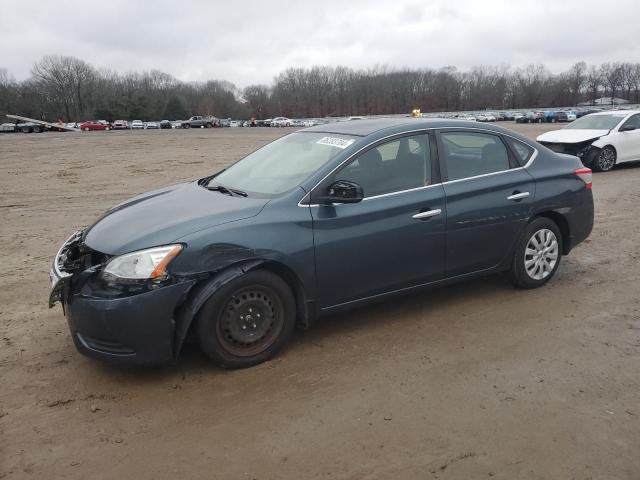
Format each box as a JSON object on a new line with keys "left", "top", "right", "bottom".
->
{"left": 228, "top": 188, "right": 248, "bottom": 197}
{"left": 206, "top": 184, "right": 247, "bottom": 197}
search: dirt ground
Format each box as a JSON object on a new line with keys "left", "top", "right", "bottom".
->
{"left": 1, "top": 122, "right": 639, "bottom": 480}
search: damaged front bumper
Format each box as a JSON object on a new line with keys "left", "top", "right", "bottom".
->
{"left": 49, "top": 232, "right": 196, "bottom": 365}
{"left": 66, "top": 281, "right": 195, "bottom": 365}
{"left": 539, "top": 140, "right": 601, "bottom": 167}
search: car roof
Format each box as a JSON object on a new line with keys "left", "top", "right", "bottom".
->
{"left": 301, "top": 117, "right": 517, "bottom": 137}
{"left": 590, "top": 109, "right": 640, "bottom": 116}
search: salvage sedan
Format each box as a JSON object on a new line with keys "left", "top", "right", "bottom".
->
{"left": 537, "top": 110, "right": 640, "bottom": 171}
{"left": 50, "top": 118, "right": 594, "bottom": 368}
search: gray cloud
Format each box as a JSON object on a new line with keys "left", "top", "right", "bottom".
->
{"left": 1, "top": 0, "right": 638, "bottom": 86}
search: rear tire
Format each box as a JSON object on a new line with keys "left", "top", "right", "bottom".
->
{"left": 196, "top": 270, "right": 296, "bottom": 368}
{"left": 184, "top": 123, "right": 191, "bottom": 129}
{"left": 592, "top": 146, "right": 616, "bottom": 172}
{"left": 509, "top": 217, "right": 562, "bottom": 289}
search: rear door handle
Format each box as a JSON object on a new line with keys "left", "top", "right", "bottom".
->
{"left": 507, "top": 192, "right": 530, "bottom": 201}
{"left": 412, "top": 208, "right": 442, "bottom": 220}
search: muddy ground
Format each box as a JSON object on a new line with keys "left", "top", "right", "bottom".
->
{"left": 1, "top": 122, "right": 639, "bottom": 479}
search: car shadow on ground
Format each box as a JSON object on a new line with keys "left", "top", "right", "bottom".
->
{"left": 612, "top": 159, "right": 640, "bottom": 170}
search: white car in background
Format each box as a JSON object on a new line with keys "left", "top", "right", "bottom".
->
{"left": 457, "top": 114, "right": 477, "bottom": 121}
{"left": 565, "top": 111, "right": 577, "bottom": 122}
{"left": 145, "top": 121, "right": 159, "bottom": 129}
{"left": 271, "top": 117, "right": 292, "bottom": 127}
{"left": 537, "top": 110, "right": 640, "bottom": 172}
{"left": 229, "top": 120, "right": 240, "bottom": 127}
{"left": 130, "top": 120, "right": 144, "bottom": 129}
{"left": 302, "top": 119, "right": 317, "bottom": 127}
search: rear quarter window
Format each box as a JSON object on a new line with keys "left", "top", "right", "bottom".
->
{"left": 506, "top": 137, "right": 534, "bottom": 166}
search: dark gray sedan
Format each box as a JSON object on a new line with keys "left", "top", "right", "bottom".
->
{"left": 50, "top": 118, "right": 594, "bottom": 368}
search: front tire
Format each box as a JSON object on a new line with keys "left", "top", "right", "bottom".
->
{"left": 183, "top": 123, "right": 191, "bottom": 129}
{"left": 196, "top": 270, "right": 296, "bottom": 368}
{"left": 592, "top": 146, "right": 616, "bottom": 172}
{"left": 509, "top": 217, "right": 562, "bottom": 289}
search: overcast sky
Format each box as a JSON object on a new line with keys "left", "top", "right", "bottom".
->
{"left": 2, "top": 0, "right": 638, "bottom": 87}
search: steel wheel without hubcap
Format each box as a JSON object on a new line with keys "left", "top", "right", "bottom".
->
{"left": 196, "top": 270, "right": 295, "bottom": 368}
{"left": 216, "top": 285, "right": 284, "bottom": 357}
{"left": 596, "top": 146, "right": 616, "bottom": 172}
{"left": 524, "top": 228, "right": 559, "bottom": 281}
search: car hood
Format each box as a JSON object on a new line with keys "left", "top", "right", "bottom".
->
{"left": 84, "top": 182, "right": 268, "bottom": 255}
{"left": 537, "top": 129, "right": 609, "bottom": 144}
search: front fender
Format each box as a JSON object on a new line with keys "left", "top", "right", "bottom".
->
{"left": 172, "top": 259, "right": 265, "bottom": 358}
{"left": 590, "top": 136, "right": 609, "bottom": 149}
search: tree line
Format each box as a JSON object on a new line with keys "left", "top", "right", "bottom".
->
{"left": 1, "top": 56, "right": 639, "bottom": 122}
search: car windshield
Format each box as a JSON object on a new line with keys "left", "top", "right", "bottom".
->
{"left": 565, "top": 113, "right": 626, "bottom": 130}
{"left": 207, "top": 132, "right": 356, "bottom": 196}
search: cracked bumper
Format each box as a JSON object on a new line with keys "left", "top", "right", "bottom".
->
{"left": 63, "top": 281, "right": 195, "bottom": 366}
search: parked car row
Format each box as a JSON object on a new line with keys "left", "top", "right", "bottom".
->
{"left": 71, "top": 116, "right": 321, "bottom": 132}
{"left": 431, "top": 107, "right": 617, "bottom": 124}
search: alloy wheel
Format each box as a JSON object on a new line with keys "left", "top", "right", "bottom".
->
{"left": 597, "top": 147, "right": 616, "bottom": 171}
{"left": 524, "top": 228, "right": 559, "bottom": 280}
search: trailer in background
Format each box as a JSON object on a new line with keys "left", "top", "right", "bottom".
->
{"left": 0, "top": 114, "right": 80, "bottom": 133}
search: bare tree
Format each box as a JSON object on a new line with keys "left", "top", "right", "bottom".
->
{"left": 586, "top": 66, "right": 601, "bottom": 105}
{"left": 243, "top": 85, "right": 270, "bottom": 119}
{"left": 633, "top": 64, "right": 640, "bottom": 103}
{"left": 600, "top": 62, "right": 624, "bottom": 104}
{"left": 567, "top": 61, "right": 587, "bottom": 106}
{"left": 32, "top": 55, "right": 98, "bottom": 120}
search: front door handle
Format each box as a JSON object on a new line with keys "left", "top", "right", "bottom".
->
{"left": 507, "top": 191, "right": 530, "bottom": 201}
{"left": 412, "top": 208, "right": 442, "bottom": 220}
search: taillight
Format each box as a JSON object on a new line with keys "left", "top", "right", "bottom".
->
{"left": 575, "top": 167, "right": 592, "bottom": 189}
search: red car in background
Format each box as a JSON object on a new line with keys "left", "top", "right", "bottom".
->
{"left": 79, "top": 120, "right": 112, "bottom": 131}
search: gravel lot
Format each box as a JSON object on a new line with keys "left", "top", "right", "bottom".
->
{"left": 1, "top": 123, "right": 639, "bottom": 479}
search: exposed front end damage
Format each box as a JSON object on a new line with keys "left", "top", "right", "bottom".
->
{"left": 49, "top": 233, "right": 298, "bottom": 365}
{"left": 50, "top": 231, "right": 199, "bottom": 365}
{"left": 539, "top": 139, "right": 601, "bottom": 167}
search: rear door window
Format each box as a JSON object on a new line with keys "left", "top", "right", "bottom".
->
{"left": 439, "top": 132, "right": 511, "bottom": 181}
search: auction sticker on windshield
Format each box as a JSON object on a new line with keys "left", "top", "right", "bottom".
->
{"left": 316, "top": 137, "right": 355, "bottom": 149}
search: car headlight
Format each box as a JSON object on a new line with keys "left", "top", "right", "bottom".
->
{"left": 103, "top": 245, "right": 183, "bottom": 280}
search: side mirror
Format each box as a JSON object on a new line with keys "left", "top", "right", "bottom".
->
{"left": 316, "top": 180, "right": 364, "bottom": 205}
{"left": 620, "top": 124, "right": 637, "bottom": 132}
